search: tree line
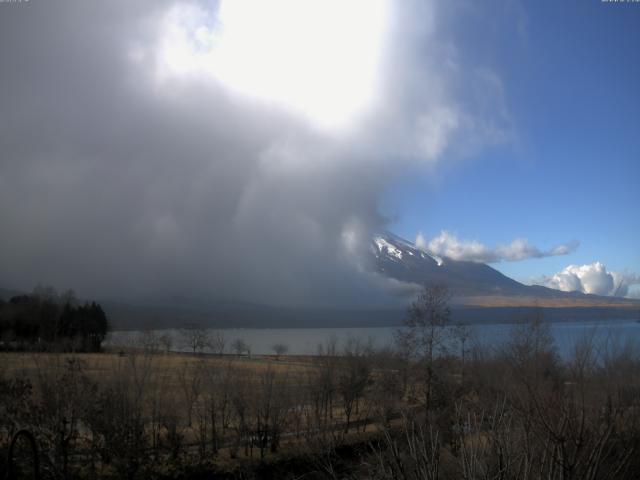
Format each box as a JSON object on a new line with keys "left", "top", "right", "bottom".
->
{"left": 0, "top": 285, "right": 109, "bottom": 352}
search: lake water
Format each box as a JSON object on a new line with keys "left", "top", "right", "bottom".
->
{"left": 106, "top": 319, "right": 640, "bottom": 360}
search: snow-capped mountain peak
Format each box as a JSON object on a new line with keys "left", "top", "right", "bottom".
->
{"left": 371, "top": 231, "right": 530, "bottom": 296}
{"left": 373, "top": 232, "right": 443, "bottom": 266}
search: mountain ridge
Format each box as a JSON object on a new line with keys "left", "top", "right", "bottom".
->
{"left": 371, "top": 231, "right": 639, "bottom": 306}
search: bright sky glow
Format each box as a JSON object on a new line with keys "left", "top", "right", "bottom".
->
{"left": 157, "top": 0, "right": 390, "bottom": 132}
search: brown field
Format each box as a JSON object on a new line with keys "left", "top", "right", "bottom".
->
{"left": 461, "top": 294, "right": 640, "bottom": 308}
{"left": 0, "top": 350, "right": 317, "bottom": 379}
{"left": 0, "top": 348, "right": 394, "bottom": 476}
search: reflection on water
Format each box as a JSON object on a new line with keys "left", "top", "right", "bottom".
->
{"left": 106, "top": 319, "right": 640, "bottom": 359}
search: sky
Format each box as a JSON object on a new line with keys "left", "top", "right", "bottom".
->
{"left": 383, "top": 1, "right": 640, "bottom": 297}
{"left": 0, "top": 0, "right": 638, "bottom": 305}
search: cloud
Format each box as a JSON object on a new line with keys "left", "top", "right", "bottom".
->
{"left": 496, "top": 238, "right": 580, "bottom": 262}
{"left": 0, "top": 1, "right": 511, "bottom": 307}
{"left": 415, "top": 231, "right": 578, "bottom": 263}
{"left": 536, "top": 263, "right": 640, "bottom": 298}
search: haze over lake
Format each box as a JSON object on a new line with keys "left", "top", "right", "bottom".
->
{"left": 106, "top": 319, "right": 640, "bottom": 359}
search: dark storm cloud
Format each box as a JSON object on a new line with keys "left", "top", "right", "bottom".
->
{"left": 0, "top": 1, "right": 509, "bottom": 306}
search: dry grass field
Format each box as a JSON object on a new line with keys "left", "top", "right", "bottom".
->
{"left": 1, "top": 348, "right": 392, "bottom": 477}
{"left": 0, "top": 350, "right": 317, "bottom": 380}
{"left": 463, "top": 294, "right": 640, "bottom": 308}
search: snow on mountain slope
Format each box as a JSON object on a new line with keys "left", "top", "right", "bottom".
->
{"left": 371, "top": 231, "right": 534, "bottom": 296}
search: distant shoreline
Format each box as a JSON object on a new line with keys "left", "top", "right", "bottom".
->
{"left": 108, "top": 306, "right": 640, "bottom": 331}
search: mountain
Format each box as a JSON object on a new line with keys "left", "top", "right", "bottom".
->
{"left": 372, "top": 232, "right": 528, "bottom": 297}
{"left": 370, "top": 231, "right": 640, "bottom": 308}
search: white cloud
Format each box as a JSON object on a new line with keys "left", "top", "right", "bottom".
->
{"left": 416, "top": 231, "right": 494, "bottom": 262}
{"left": 415, "top": 231, "right": 578, "bottom": 263}
{"left": 537, "top": 262, "right": 640, "bottom": 298}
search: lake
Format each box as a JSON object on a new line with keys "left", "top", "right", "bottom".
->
{"left": 106, "top": 319, "right": 640, "bottom": 360}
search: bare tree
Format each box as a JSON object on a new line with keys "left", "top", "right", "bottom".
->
{"left": 85, "top": 353, "right": 153, "bottom": 480}
{"left": 210, "top": 330, "right": 226, "bottom": 355}
{"left": 178, "top": 361, "right": 204, "bottom": 427}
{"left": 271, "top": 342, "right": 289, "bottom": 359}
{"left": 202, "top": 362, "right": 234, "bottom": 454}
{"left": 452, "top": 322, "right": 473, "bottom": 380}
{"left": 231, "top": 338, "right": 249, "bottom": 357}
{"left": 369, "top": 353, "right": 404, "bottom": 427}
{"left": 137, "top": 330, "right": 160, "bottom": 354}
{"left": 180, "top": 324, "right": 211, "bottom": 354}
{"left": 32, "top": 356, "right": 96, "bottom": 478}
{"left": 228, "top": 370, "right": 252, "bottom": 457}
{"left": 252, "top": 368, "right": 292, "bottom": 458}
{"left": 309, "top": 336, "right": 339, "bottom": 431}
{"left": 158, "top": 333, "right": 173, "bottom": 354}
{"left": 372, "top": 413, "right": 442, "bottom": 480}
{"left": 338, "top": 336, "right": 373, "bottom": 433}
{"left": 396, "top": 284, "right": 451, "bottom": 411}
